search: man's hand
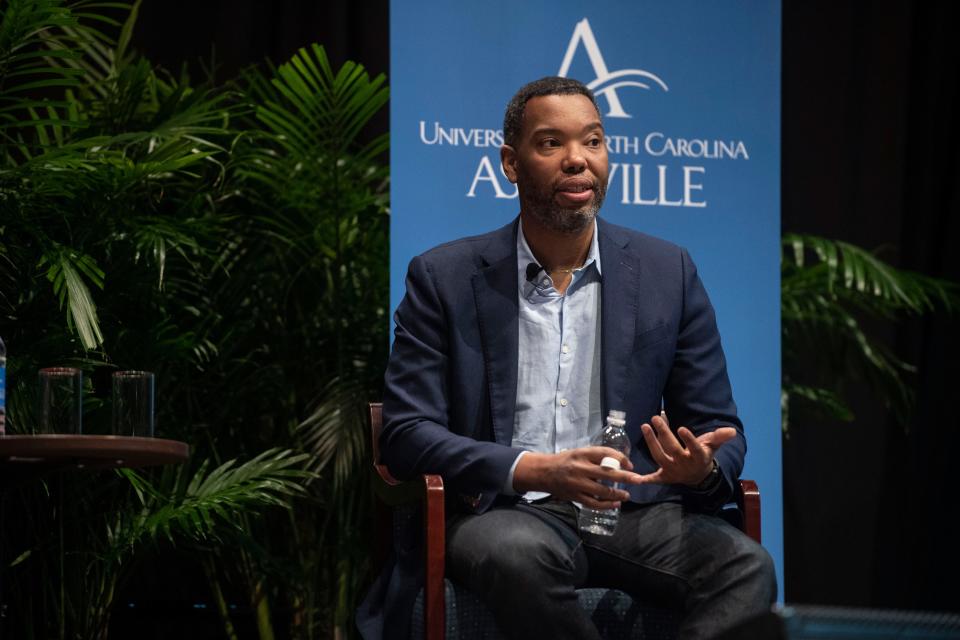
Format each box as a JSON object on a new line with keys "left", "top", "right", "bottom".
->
{"left": 512, "top": 447, "right": 642, "bottom": 509}
{"left": 636, "top": 413, "right": 737, "bottom": 487}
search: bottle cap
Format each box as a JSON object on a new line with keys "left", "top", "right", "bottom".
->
{"left": 607, "top": 410, "right": 626, "bottom": 426}
{"left": 600, "top": 456, "right": 621, "bottom": 470}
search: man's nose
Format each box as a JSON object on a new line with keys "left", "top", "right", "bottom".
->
{"left": 562, "top": 144, "right": 587, "bottom": 173}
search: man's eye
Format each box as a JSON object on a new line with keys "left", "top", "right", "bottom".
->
{"left": 587, "top": 138, "right": 602, "bottom": 147}
{"left": 541, "top": 139, "right": 560, "bottom": 148}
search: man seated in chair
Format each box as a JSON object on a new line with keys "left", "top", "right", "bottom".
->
{"left": 365, "top": 77, "right": 776, "bottom": 640}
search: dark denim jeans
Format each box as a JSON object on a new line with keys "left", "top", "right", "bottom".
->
{"left": 447, "top": 499, "right": 776, "bottom": 640}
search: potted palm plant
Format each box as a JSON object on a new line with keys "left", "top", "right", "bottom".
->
{"left": 1, "top": 1, "right": 388, "bottom": 637}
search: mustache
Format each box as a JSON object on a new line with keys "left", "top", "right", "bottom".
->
{"left": 555, "top": 176, "right": 599, "bottom": 192}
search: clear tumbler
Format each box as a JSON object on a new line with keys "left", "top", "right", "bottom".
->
{"left": 39, "top": 367, "right": 83, "bottom": 434}
{"left": 111, "top": 371, "right": 155, "bottom": 437}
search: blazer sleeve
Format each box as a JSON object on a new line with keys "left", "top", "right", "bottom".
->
{"left": 664, "top": 248, "right": 746, "bottom": 509}
{"left": 380, "top": 253, "right": 521, "bottom": 508}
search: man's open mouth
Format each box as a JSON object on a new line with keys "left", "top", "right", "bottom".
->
{"left": 557, "top": 178, "right": 594, "bottom": 194}
{"left": 555, "top": 178, "right": 596, "bottom": 204}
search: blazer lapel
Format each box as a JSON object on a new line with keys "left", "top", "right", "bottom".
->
{"left": 472, "top": 221, "right": 520, "bottom": 446}
{"left": 598, "top": 220, "right": 641, "bottom": 416}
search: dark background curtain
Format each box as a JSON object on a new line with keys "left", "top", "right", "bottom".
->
{"left": 781, "top": 0, "right": 959, "bottom": 611}
{"left": 133, "top": 0, "right": 959, "bottom": 612}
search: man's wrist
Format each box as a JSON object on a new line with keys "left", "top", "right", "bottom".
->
{"left": 503, "top": 450, "right": 528, "bottom": 494}
{"left": 512, "top": 451, "right": 552, "bottom": 493}
{"left": 689, "top": 458, "right": 721, "bottom": 492}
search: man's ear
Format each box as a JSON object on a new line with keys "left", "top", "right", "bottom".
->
{"left": 500, "top": 145, "right": 518, "bottom": 184}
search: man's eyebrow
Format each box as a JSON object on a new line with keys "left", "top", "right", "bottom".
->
{"left": 529, "top": 122, "right": 605, "bottom": 137}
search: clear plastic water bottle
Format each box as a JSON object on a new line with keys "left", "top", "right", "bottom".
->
{"left": 579, "top": 410, "right": 630, "bottom": 535}
{"left": 0, "top": 335, "right": 6, "bottom": 435}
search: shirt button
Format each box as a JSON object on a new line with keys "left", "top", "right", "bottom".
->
{"left": 561, "top": 344, "right": 570, "bottom": 354}
{"left": 559, "top": 398, "right": 568, "bottom": 407}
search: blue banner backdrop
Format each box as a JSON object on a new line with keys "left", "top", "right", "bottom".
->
{"left": 390, "top": 1, "right": 783, "bottom": 594}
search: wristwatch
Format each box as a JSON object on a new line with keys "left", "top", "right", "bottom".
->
{"left": 691, "top": 458, "right": 721, "bottom": 492}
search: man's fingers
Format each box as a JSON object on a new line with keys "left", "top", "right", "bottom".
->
{"left": 581, "top": 454, "right": 640, "bottom": 482}
{"left": 607, "top": 486, "right": 631, "bottom": 502}
{"left": 641, "top": 423, "right": 672, "bottom": 465}
{"left": 578, "top": 495, "right": 623, "bottom": 510}
{"left": 697, "top": 426, "right": 738, "bottom": 449}
{"left": 676, "top": 426, "right": 699, "bottom": 450}
{"left": 603, "top": 469, "right": 644, "bottom": 486}
{"left": 585, "top": 477, "right": 630, "bottom": 504}
{"left": 632, "top": 469, "right": 665, "bottom": 485}
{"left": 562, "top": 466, "right": 631, "bottom": 498}
{"left": 570, "top": 477, "right": 630, "bottom": 507}
{"left": 577, "top": 446, "right": 633, "bottom": 471}
{"left": 650, "top": 414, "right": 684, "bottom": 455}
{"left": 677, "top": 427, "right": 711, "bottom": 458}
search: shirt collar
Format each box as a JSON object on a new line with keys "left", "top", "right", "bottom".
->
{"left": 517, "top": 218, "right": 602, "bottom": 290}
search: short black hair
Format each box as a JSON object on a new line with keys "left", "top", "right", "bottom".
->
{"left": 502, "top": 77, "right": 601, "bottom": 147}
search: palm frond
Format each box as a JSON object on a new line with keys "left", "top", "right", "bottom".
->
{"left": 782, "top": 233, "right": 957, "bottom": 431}
{"left": 0, "top": 0, "right": 89, "bottom": 147}
{"left": 38, "top": 245, "right": 105, "bottom": 349}
{"left": 0, "top": 0, "right": 81, "bottom": 91}
{"left": 128, "top": 214, "right": 224, "bottom": 289}
{"left": 240, "top": 43, "right": 388, "bottom": 193}
{"left": 781, "top": 383, "right": 854, "bottom": 434}
{"left": 296, "top": 376, "right": 369, "bottom": 488}
{"left": 783, "top": 233, "right": 960, "bottom": 314}
{"left": 114, "top": 448, "right": 313, "bottom": 549}
{"left": 37, "top": 0, "right": 136, "bottom": 100}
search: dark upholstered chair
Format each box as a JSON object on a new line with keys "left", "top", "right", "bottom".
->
{"left": 368, "top": 403, "right": 762, "bottom": 640}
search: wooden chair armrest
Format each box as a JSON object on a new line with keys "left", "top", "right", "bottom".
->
{"left": 367, "top": 403, "right": 446, "bottom": 639}
{"left": 739, "top": 478, "right": 761, "bottom": 544}
{"left": 371, "top": 462, "right": 424, "bottom": 506}
{"left": 370, "top": 463, "right": 447, "bottom": 640}
{"left": 423, "top": 474, "right": 445, "bottom": 640}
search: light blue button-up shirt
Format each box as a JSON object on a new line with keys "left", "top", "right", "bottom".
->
{"left": 506, "top": 220, "right": 604, "bottom": 499}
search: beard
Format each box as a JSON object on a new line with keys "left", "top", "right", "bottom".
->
{"left": 517, "top": 172, "right": 607, "bottom": 235}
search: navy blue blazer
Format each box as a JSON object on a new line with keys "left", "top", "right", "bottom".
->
{"left": 358, "top": 217, "right": 745, "bottom": 639}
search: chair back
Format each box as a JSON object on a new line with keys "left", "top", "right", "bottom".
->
{"left": 369, "top": 402, "right": 383, "bottom": 465}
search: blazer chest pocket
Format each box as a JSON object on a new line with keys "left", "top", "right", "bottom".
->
{"left": 634, "top": 322, "right": 672, "bottom": 351}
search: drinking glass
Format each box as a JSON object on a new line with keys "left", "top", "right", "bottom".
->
{"left": 39, "top": 367, "right": 83, "bottom": 434}
{"left": 112, "top": 371, "right": 155, "bottom": 437}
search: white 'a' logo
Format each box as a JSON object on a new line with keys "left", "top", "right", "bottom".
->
{"left": 558, "top": 18, "right": 668, "bottom": 118}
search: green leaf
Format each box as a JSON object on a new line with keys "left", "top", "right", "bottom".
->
{"left": 296, "top": 376, "right": 369, "bottom": 487}
{"left": 782, "top": 233, "right": 959, "bottom": 432}
{"left": 8, "top": 548, "right": 32, "bottom": 568}
{"left": 113, "top": 449, "right": 314, "bottom": 547}
{"left": 38, "top": 247, "right": 105, "bottom": 349}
